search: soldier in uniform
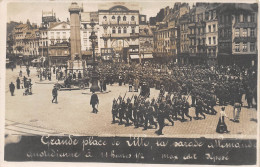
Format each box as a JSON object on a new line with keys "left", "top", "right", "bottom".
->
{"left": 136, "top": 101, "right": 145, "bottom": 128}
{"left": 143, "top": 101, "right": 157, "bottom": 130}
{"left": 125, "top": 97, "right": 134, "bottom": 126}
{"left": 119, "top": 99, "right": 126, "bottom": 125}
{"left": 165, "top": 103, "right": 174, "bottom": 126}
{"left": 181, "top": 97, "right": 192, "bottom": 121}
{"left": 195, "top": 97, "right": 206, "bottom": 119}
{"left": 156, "top": 101, "right": 166, "bottom": 135}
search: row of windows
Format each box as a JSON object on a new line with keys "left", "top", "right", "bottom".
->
{"left": 50, "top": 39, "right": 67, "bottom": 45}
{"left": 190, "top": 39, "right": 206, "bottom": 46}
{"left": 235, "top": 14, "right": 255, "bottom": 23}
{"left": 50, "top": 32, "right": 67, "bottom": 39}
{"left": 103, "top": 15, "right": 135, "bottom": 21}
{"left": 208, "top": 24, "right": 216, "bottom": 33}
{"left": 219, "top": 14, "right": 255, "bottom": 24}
{"left": 111, "top": 27, "right": 135, "bottom": 34}
{"left": 208, "top": 37, "right": 217, "bottom": 45}
{"left": 234, "top": 42, "right": 255, "bottom": 52}
{"left": 235, "top": 28, "right": 255, "bottom": 37}
{"left": 190, "top": 27, "right": 205, "bottom": 35}
{"left": 157, "top": 31, "right": 176, "bottom": 39}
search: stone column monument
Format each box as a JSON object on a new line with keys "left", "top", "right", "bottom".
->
{"left": 69, "top": 2, "right": 81, "bottom": 60}
{"left": 68, "top": 2, "right": 85, "bottom": 74}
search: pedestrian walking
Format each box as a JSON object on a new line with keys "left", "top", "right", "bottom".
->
{"left": 9, "top": 82, "right": 15, "bottom": 96}
{"left": 26, "top": 68, "right": 30, "bottom": 77}
{"left": 52, "top": 86, "right": 58, "bottom": 103}
{"left": 90, "top": 91, "right": 99, "bottom": 113}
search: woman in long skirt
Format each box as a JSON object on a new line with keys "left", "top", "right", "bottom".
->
{"left": 216, "top": 106, "right": 230, "bottom": 133}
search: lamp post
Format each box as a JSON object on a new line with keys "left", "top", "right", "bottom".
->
{"left": 89, "top": 19, "right": 100, "bottom": 92}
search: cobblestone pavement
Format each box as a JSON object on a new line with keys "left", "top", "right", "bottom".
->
{"left": 5, "top": 66, "right": 258, "bottom": 138}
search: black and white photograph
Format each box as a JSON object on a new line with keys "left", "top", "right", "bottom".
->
{"left": 1, "top": 0, "right": 259, "bottom": 166}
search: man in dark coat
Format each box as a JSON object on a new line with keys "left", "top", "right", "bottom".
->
{"left": 90, "top": 91, "right": 99, "bottom": 113}
{"left": 9, "top": 82, "right": 15, "bottom": 96}
{"left": 52, "top": 86, "right": 58, "bottom": 103}
{"left": 16, "top": 77, "right": 20, "bottom": 89}
{"left": 245, "top": 87, "right": 253, "bottom": 108}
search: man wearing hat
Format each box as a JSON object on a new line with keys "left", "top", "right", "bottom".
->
{"left": 90, "top": 91, "right": 99, "bottom": 113}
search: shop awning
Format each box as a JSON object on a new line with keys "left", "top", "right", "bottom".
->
{"left": 130, "top": 55, "right": 139, "bottom": 59}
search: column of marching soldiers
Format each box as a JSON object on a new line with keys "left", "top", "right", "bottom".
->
{"left": 96, "top": 61, "right": 257, "bottom": 135}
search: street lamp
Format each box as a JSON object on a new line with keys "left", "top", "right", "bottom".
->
{"left": 89, "top": 19, "right": 100, "bottom": 92}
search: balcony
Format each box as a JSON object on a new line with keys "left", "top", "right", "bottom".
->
{"left": 234, "top": 22, "right": 257, "bottom": 28}
{"left": 119, "top": 21, "right": 129, "bottom": 25}
{"left": 102, "top": 34, "right": 111, "bottom": 38}
{"left": 130, "top": 21, "right": 136, "bottom": 25}
{"left": 233, "top": 37, "right": 257, "bottom": 43}
{"left": 102, "top": 21, "right": 108, "bottom": 25}
{"left": 111, "top": 33, "right": 130, "bottom": 38}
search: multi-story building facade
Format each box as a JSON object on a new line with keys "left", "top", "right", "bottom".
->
{"left": 205, "top": 3, "right": 219, "bottom": 66}
{"left": 154, "top": 3, "right": 189, "bottom": 63}
{"left": 98, "top": 3, "right": 140, "bottom": 62}
{"left": 38, "top": 10, "right": 57, "bottom": 65}
{"left": 139, "top": 18, "right": 154, "bottom": 63}
{"left": 47, "top": 21, "right": 70, "bottom": 65}
{"left": 188, "top": 3, "right": 207, "bottom": 64}
{"left": 217, "top": 3, "right": 257, "bottom": 67}
{"left": 13, "top": 22, "right": 31, "bottom": 57}
{"left": 81, "top": 11, "right": 101, "bottom": 60}
{"left": 12, "top": 20, "right": 40, "bottom": 65}
{"left": 179, "top": 13, "right": 190, "bottom": 64}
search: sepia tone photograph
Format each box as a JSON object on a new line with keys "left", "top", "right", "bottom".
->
{"left": 2, "top": 0, "right": 259, "bottom": 165}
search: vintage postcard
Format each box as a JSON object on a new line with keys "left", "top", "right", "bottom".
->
{"left": 1, "top": 0, "right": 259, "bottom": 166}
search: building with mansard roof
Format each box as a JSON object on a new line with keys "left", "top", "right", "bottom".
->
{"left": 98, "top": 2, "right": 140, "bottom": 62}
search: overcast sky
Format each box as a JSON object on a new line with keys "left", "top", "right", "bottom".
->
{"left": 7, "top": 1, "right": 191, "bottom": 25}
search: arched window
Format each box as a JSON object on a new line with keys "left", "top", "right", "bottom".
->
{"left": 118, "top": 27, "right": 121, "bottom": 34}
{"left": 123, "top": 16, "right": 126, "bottom": 21}
{"left": 103, "top": 16, "right": 107, "bottom": 21}
{"left": 131, "top": 16, "right": 135, "bottom": 21}
{"left": 123, "top": 27, "right": 127, "bottom": 33}
{"left": 117, "top": 16, "right": 121, "bottom": 22}
{"left": 112, "top": 27, "right": 116, "bottom": 34}
{"left": 112, "top": 16, "right": 115, "bottom": 19}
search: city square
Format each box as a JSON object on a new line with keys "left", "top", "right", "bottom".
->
{"left": 5, "top": 2, "right": 258, "bottom": 139}
{"left": 5, "top": 66, "right": 257, "bottom": 138}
